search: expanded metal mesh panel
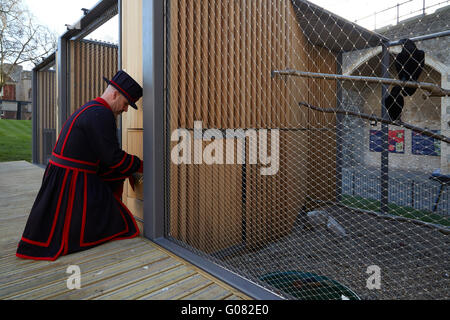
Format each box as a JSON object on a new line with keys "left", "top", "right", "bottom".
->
{"left": 165, "top": 0, "right": 449, "bottom": 300}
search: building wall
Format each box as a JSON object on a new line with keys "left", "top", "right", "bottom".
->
{"left": 0, "top": 66, "right": 32, "bottom": 120}
{"left": 2, "top": 84, "right": 16, "bottom": 100}
{"left": 342, "top": 6, "right": 450, "bottom": 174}
{"left": 16, "top": 71, "right": 32, "bottom": 102}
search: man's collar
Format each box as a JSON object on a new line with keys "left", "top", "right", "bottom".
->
{"left": 94, "top": 97, "right": 113, "bottom": 112}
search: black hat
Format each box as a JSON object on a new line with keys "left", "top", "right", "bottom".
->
{"left": 103, "top": 70, "right": 143, "bottom": 110}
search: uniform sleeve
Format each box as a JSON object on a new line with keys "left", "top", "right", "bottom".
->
{"left": 80, "top": 106, "right": 142, "bottom": 180}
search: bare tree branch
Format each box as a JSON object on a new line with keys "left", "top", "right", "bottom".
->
{"left": 0, "top": 0, "right": 56, "bottom": 90}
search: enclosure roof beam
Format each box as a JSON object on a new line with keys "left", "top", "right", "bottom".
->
{"left": 59, "top": 0, "right": 118, "bottom": 41}
{"left": 33, "top": 52, "right": 56, "bottom": 72}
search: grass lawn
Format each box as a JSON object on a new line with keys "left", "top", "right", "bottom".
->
{"left": 0, "top": 119, "right": 32, "bottom": 162}
{"left": 341, "top": 194, "right": 450, "bottom": 227}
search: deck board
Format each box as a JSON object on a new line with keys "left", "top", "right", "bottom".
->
{"left": 0, "top": 161, "right": 250, "bottom": 300}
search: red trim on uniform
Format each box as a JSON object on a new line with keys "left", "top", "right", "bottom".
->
{"left": 62, "top": 171, "right": 78, "bottom": 255}
{"left": 94, "top": 97, "right": 113, "bottom": 112}
{"left": 99, "top": 168, "right": 114, "bottom": 177}
{"left": 79, "top": 204, "right": 128, "bottom": 247}
{"left": 109, "top": 80, "right": 137, "bottom": 103}
{"left": 80, "top": 173, "right": 130, "bottom": 247}
{"left": 49, "top": 159, "right": 97, "bottom": 174}
{"left": 110, "top": 152, "right": 127, "bottom": 169}
{"left": 120, "top": 155, "right": 134, "bottom": 174}
{"left": 52, "top": 152, "right": 98, "bottom": 166}
{"left": 53, "top": 117, "right": 70, "bottom": 153}
{"left": 21, "top": 170, "right": 70, "bottom": 247}
{"left": 16, "top": 249, "right": 63, "bottom": 261}
{"left": 113, "top": 198, "right": 140, "bottom": 240}
{"left": 102, "top": 176, "right": 128, "bottom": 181}
{"left": 60, "top": 104, "right": 103, "bottom": 155}
{"left": 80, "top": 172, "right": 88, "bottom": 246}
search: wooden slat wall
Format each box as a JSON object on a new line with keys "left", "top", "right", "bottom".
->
{"left": 69, "top": 40, "right": 118, "bottom": 114}
{"left": 167, "top": 0, "right": 337, "bottom": 253}
{"left": 36, "top": 70, "right": 56, "bottom": 164}
{"left": 304, "top": 44, "right": 337, "bottom": 206}
{"left": 121, "top": 0, "right": 144, "bottom": 233}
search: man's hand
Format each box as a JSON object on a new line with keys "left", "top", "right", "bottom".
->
{"left": 130, "top": 161, "right": 143, "bottom": 191}
{"left": 129, "top": 172, "right": 143, "bottom": 191}
{"left": 129, "top": 175, "right": 136, "bottom": 191}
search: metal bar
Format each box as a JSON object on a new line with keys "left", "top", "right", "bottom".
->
{"left": 61, "top": 0, "right": 118, "bottom": 41}
{"left": 336, "top": 52, "right": 344, "bottom": 203}
{"left": 34, "top": 53, "right": 56, "bottom": 72}
{"left": 32, "top": 70, "right": 38, "bottom": 164}
{"left": 241, "top": 142, "right": 247, "bottom": 246}
{"left": 164, "top": 0, "right": 171, "bottom": 239}
{"left": 154, "top": 238, "right": 284, "bottom": 300}
{"left": 380, "top": 43, "right": 390, "bottom": 215}
{"left": 356, "top": 0, "right": 412, "bottom": 21}
{"left": 118, "top": 0, "right": 122, "bottom": 148}
{"left": 142, "top": 0, "right": 165, "bottom": 240}
{"left": 388, "top": 29, "right": 450, "bottom": 46}
{"left": 272, "top": 70, "right": 450, "bottom": 96}
{"left": 57, "top": 36, "right": 69, "bottom": 131}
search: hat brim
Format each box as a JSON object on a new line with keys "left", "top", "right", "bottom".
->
{"left": 103, "top": 76, "right": 138, "bottom": 110}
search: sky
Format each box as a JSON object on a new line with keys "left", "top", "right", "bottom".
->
{"left": 24, "top": 0, "right": 118, "bottom": 43}
{"left": 23, "top": 0, "right": 448, "bottom": 37}
{"left": 20, "top": 0, "right": 448, "bottom": 69}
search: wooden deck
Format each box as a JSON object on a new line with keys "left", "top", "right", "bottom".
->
{"left": 0, "top": 161, "right": 250, "bottom": 300}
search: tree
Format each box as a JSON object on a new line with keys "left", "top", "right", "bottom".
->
{"left": 0, "top": 0, "right": 56, "bottom": 93}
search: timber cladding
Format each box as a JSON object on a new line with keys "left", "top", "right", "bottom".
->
{"left": 166, "top": 1, "right": 337, "bottom": 253}
{"left": 69, "top": 40, "right": 118, "bottom": 114}
{"left": 120, "top": 0, "right": 337, "bottom": 253}
{"left": 36, "top": 69, "right": 56, "bottom": 164}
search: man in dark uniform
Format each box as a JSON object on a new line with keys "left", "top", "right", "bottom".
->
{"left": 16, "top": 70, "right": 143, "bottom": 261}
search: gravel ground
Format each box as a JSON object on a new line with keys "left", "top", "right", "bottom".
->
{"left": 223, "top": 206, "right": 450, "bottom": 300}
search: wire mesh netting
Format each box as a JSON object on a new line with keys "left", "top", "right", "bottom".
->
{"left": 164, "top": 0, "right": 449, "bottom": 300}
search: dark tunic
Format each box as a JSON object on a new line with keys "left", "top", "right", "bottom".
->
{"left": 16, "top": 97, "right": 142, "bottom": 261}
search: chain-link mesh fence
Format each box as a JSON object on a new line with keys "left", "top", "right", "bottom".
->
{"left": 165, "top": 0, "right": 449, "bottom": 300}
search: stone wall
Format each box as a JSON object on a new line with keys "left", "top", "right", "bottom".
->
{"left": 341, "top": 6, "right": 450, "bottom": 174}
